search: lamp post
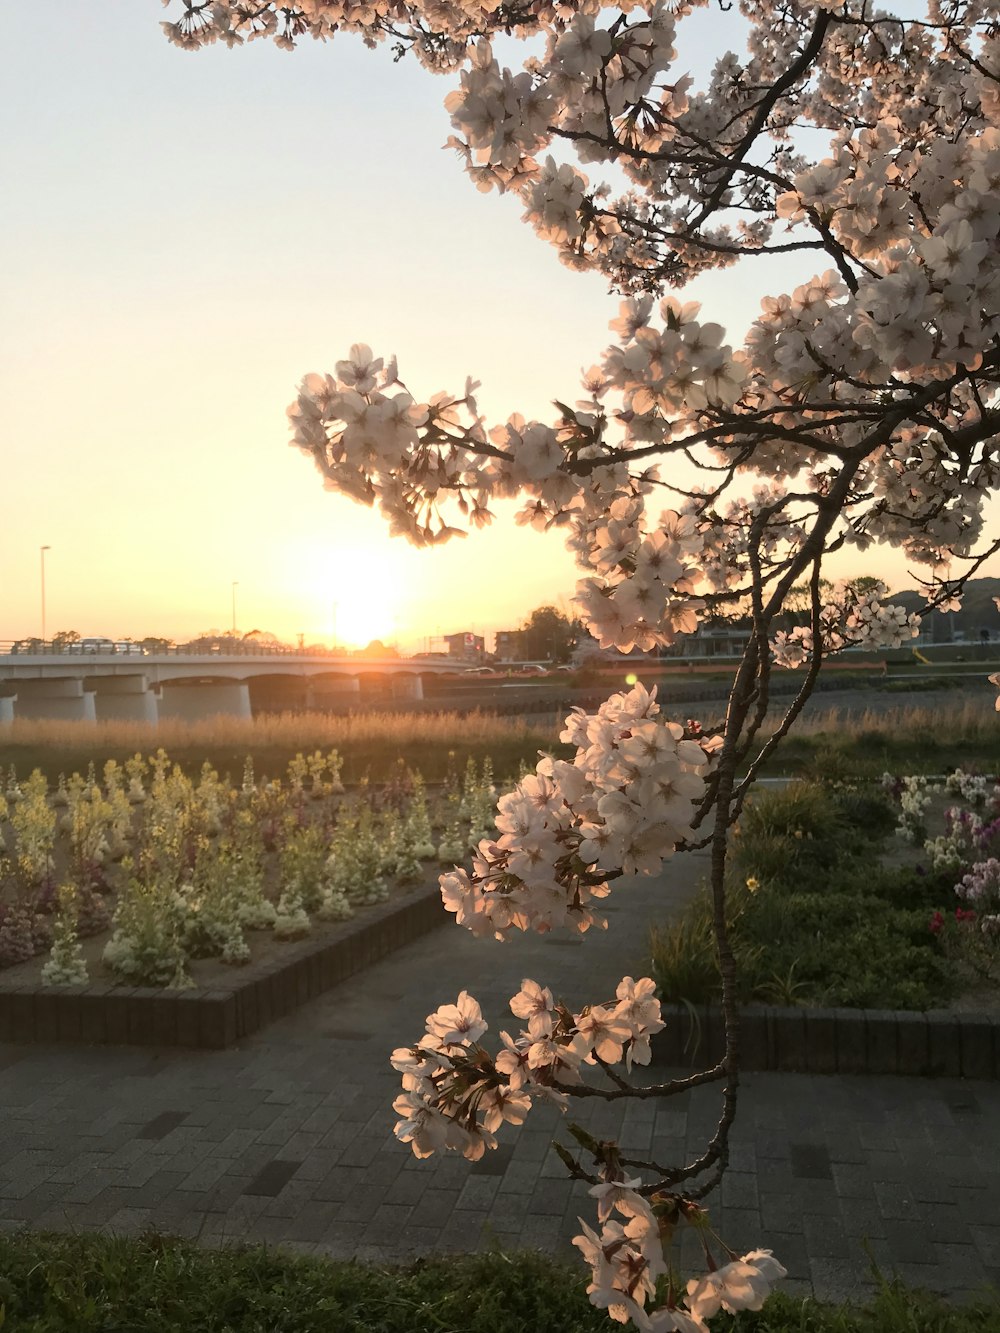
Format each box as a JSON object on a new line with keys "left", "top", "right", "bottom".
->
{"left": 40, "top": 545, "right": 51, "bottom": 644}
{"left": 231, "top": 581, "right": 238, "bottom": 637}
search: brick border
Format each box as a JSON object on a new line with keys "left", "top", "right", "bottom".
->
{"left": 0, "top": 881, "right": 446, "bottom": 1049}
{"left": 652, "top": 1003, "right": 1000, "bottom": 1079}
{"left": 1, "top": 892, "right": 997, "bottom": 1070}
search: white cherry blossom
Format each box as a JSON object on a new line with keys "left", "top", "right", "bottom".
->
{"left": 164, "top": 2, "right": 1000, "bottom": 1324}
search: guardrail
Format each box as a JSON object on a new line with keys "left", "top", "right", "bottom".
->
{"left": 0, "top": 641, "right": 402, "bottom": 660}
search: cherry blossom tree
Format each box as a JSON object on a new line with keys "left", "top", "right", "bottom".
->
{"left": 164, "top": 1, "right": 999, "bottom": 1326}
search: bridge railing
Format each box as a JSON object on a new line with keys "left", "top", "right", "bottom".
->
{"left": 0, "top": 640, "right": 440, "bottom": 663}
{"left": 0, "top": 640, "right": 346, "bottom": 658}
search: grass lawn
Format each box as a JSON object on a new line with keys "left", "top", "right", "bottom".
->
{"left": 0, "top": 1233, "right": 996, "bottom": 1332}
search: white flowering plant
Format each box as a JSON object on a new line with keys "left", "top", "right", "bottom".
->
{"left": 885, "top": 771, "right": 1000, "bottom": 985}
{"left": 0, "top": 753, "right": 453, "bottom": 987}
{"left": 159, "top": 2, "right": 1000, "bottom": 1320}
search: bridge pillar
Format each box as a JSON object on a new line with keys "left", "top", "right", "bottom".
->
{"left": 157, "top": 681, "right": 252, "bottom": 722}
{"left": 0, "top": 696, "right": 14, "bottom": 725}
{"left": 92, "top": 675, "right": 157, "bottom": 724}
{"left": 13, "top": 678, "right": 96, "bottom": 722}
{"left": 306, "top": 677, "right": 361, "bottom": 710}
{"left": 390, "top": 673, "right": 424, "bottom": 702}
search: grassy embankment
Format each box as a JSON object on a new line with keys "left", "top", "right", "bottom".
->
{"left": 0, "top": 1233, "right": 996, "bottom": 1333}
{"left": 764, "top": 699, "right": 999, "bottom": 780}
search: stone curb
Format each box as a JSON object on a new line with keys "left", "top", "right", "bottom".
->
{"left": 3, "top": 888, "right": 996, "bottom": 1071}
{"left": 653, "top": 1003, "right": 1000, "bottom": 1079}
{"left": 0, "top": 881, "right": 445, "bottom": 1050}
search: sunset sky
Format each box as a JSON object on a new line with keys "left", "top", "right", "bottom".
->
{"left": 3, "top": 4, "right": 996, "bottom": 652}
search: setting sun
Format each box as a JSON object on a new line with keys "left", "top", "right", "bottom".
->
{"left": 301, "top": 540, "right": 412, "bottom": 649}
{"left": 332, "top": 590, "right": 397, "bottom": 650}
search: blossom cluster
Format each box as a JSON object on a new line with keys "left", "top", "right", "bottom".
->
{"left": 439, "top": 683, "right": 717, "bottom": 940}
{"left": 944, "top": 770, "right": 998, "bottom": 808}
{"left": 926, "top": 806, "right": 985, "bottom": 874}
{"left": 392, "top": 975, "right": 786, "bottom": 1326}
{"left": 575, "top": 1182, "right": 786, "bottom": 1333}
{"left": 285, "top": 321, "right": 750, "bottom": 658}
{"left": 772, "top": 581, "right": 920, "bottom": 670}
{"left": 888, "top": 772, "right": 1000, "bottom": 972}
{"left": 885, "top": 773, "right": 933, "bottom": 844}
{"left": 168, "top": 4, "right": 1000, "bottom": 699}
{"left": 956, "top": 857, "right": 1000, "bottom": 921}
{"left": 392, "top": 977, "right": 664, "bottom": 1157}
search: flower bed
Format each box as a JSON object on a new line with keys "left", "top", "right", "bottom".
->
{"left": 650, "top": 773, "right": 1000, "bottom": 1018}
{"left": 645, "top": 779, "right": 1000, "bottom": 1078}
{"left": 886, "top": 771, "right": 1000, "bottom": 994}
{"left": 0, "top": 748, "right": 504, "bottom": 1040}
{"left": 0, "top": 876, "right": 445, "bottom": 1048}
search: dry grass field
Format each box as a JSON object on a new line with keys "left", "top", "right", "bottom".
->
{"left": 1, "top": 691, "right": 996, "bottom": 787}
{"left": 0, "top": 710, "right": 564, "bottom": 786}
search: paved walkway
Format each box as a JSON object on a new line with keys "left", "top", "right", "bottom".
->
{"left": 1, "top": 851, "right": 998, "bottom": 1307}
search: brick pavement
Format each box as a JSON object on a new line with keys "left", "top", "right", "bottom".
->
{"left": 0, "top": 851, "right": 998, "bottom": 1306}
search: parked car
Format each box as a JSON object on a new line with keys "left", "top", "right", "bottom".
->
{"left": 79, "top": 638, "right": 116, "bottom": 654}
{"left": 113, "top": 641, "right": 147, "bottom": 656}
{"left": 516, "top": 663, "right": 548, "bottom": 675}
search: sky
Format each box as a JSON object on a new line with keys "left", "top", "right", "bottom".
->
{"left": 2, "top": 3, "right": 993, "bottom": 652}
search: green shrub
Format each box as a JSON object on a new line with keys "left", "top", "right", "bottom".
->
{"left": 736, "top": 783, "right": 890, "bottom": 890}
{"left": 736, "top": 890, "right": 953, "bottom": 1009}
{"left": 651, "top": 783, "right": 951, "bottom": 1012}
{"left": 863, "top": 862, "right": 957, "bottom": 914}
{"left": 733, "top": 784, "right": 894, "bottom": 896}
{"left": 832, "top": 790, "right": 898, "bottom": 841}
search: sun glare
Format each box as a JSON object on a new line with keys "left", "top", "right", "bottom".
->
{"left": 301, "top": 540, "right": 413, "bottom": 650}
{"left": 334, "top": 590, "right": 397, "bottom": 650}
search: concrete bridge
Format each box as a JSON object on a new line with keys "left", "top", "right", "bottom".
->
{"left": 0, "top": 647, "right": 456, "bottom": 724}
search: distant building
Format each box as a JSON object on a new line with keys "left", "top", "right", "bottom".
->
{"left": 673, "top": 627, "right": 751, "bottom": 658}
{"left": 444, "top": 631, "right": 485, "bottom": 662}
{"left": 494, "top": 629, "right": 527, "bottom": 662}
{"left": 572, "top": 624, "right": 753, "bottom": 663}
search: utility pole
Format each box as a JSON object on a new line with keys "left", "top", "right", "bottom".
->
{"left": 40, "top": 545, "right": 51, "bottom": 643}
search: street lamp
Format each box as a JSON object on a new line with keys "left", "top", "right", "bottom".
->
{"left": 40, "top": 545, "right": 51, "bottom": 644}
{"left": 231, "top": 581, "right": 239, "bottom": 636}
